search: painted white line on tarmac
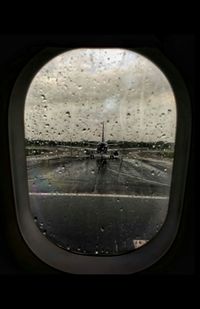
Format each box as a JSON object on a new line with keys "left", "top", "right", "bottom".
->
{"left": 29, "top": 192, "right": 169, "bottom": 200}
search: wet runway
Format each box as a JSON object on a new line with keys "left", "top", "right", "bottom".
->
{"left": 27, "top": 155, "right": 171, "bottom": 196}
{"left": 26, "top": 155, "right": 173, "bottom": 255}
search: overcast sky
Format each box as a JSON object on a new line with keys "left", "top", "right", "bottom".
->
{"left": 24, "top": 48, "right": 176, "bottom": 142}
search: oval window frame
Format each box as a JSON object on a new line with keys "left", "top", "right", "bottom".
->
{"left": 8, "top": 47, "right": 191, "bottom": 274}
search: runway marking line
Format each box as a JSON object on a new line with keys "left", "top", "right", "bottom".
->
{"left": 29, "top": 192, "right": 169, "bottom": 200}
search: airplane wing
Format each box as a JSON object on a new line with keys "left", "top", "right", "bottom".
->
{"left": 107, "top": 143, "right": 119, "bottom": 146}
{"left": 83, "top": 148, "right": 95, "bottom": 152}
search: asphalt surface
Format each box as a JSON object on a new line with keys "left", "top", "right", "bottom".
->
{"left": 27, "top": 154, "right": 173, "bottom": 255}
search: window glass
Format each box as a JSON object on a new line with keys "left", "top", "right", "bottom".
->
{"left": 24, "top": 48, "right": 176, "bottom": 255}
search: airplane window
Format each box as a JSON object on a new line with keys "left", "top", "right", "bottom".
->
{"left": 24, "top": 48, "right": 177, "bottom": 256}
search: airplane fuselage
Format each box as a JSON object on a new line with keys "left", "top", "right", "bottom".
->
{"left": 97, "top": 142, "right": 108, "bottom": 154}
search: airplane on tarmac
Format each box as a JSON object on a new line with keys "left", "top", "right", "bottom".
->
{"left": 83, "top": 122, "right": 119, "bottom": 160}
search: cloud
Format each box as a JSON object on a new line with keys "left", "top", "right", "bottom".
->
{"left": 25, "top": 48, "right": 176, "bottom": 142}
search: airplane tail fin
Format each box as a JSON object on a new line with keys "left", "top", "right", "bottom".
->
{"left": 102, "top": 122, "right": 105, "bottom": 142}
